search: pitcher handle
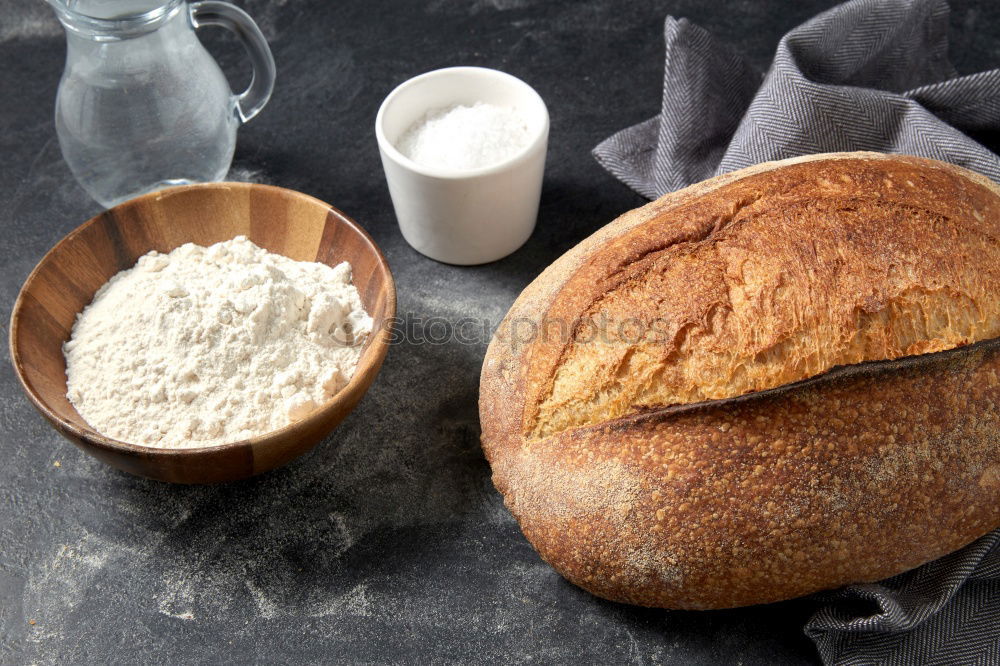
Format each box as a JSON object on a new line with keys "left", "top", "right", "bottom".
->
{"left": 189, "top": 1, "right": 276, "bottom": 123}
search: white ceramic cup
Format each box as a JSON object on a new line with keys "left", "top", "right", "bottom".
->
{"left": 375, "top": 67, "right": 549, "bottom": 265}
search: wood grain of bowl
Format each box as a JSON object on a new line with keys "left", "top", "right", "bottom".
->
{"left": 9, "top": 183, "right": 396, "bottom": 484}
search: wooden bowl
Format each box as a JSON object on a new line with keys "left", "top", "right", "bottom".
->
{"left": 9, "top": 183, "right": 396, "bottom": 484}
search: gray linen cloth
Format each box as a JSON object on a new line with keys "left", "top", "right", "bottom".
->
{"left": 593, "top": 0, "right": 1000, "bottom": 663}
{"left": 594, "top": 0, "right": 1000, "bottom": 197}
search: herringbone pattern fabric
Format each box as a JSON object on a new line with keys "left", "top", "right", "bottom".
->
{"left": 593, "top": 0, "right": 1000, "bottom": 199}
{"left": 593, "top": 1, "right": 1000, "bottom": 663}
{"left": 806, "top": 530, "right": 1000, "bottom": 665}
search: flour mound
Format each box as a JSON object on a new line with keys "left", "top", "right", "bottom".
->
{"left": 63, "top": 236, "right": 374, "bottom": 448}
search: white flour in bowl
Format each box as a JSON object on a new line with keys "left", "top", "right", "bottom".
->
{"left": 63, "top": 236, "right": 374, "bottom": 448}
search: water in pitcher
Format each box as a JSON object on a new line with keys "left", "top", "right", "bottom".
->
{"left": 64, "top": 0, "right": 171, "bottom": 18}
{"left": 49, "top": 0, "right": 274, "bottom": 207}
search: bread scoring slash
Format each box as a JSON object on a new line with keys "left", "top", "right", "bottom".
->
{"left": 479, "top": 152, "right": 1000, "bottom": 609}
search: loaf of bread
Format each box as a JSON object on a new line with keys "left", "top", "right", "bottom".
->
{"left": 479, "top": 152, "right": 1000, "bottom": 609}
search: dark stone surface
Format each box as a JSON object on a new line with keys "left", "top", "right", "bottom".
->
{"left": 1, "top": 0, "right": 997, "bottom": 663}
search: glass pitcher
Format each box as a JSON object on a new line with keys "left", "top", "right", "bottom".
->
{"left": 48, "top": 0, "right": 276, "bottom": 207}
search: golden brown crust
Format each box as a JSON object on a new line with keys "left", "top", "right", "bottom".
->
{"left": 479, "top": 152, "right": 1000, "bottom": 609}
{"left": 531, "top": 154, "right": 1000, "bottom": 438}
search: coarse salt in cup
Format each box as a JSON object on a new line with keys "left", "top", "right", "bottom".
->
{"left": 375, "top": 67, "right": 549, "bottom": 265}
